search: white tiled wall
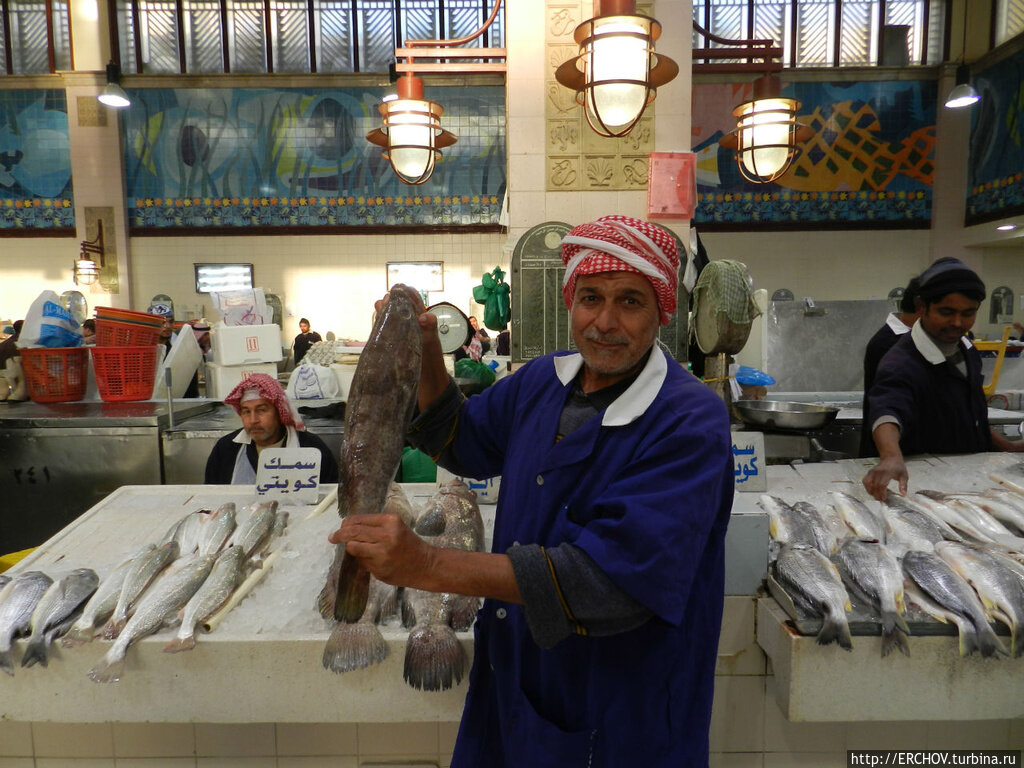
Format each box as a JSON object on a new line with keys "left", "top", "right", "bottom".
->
{"left": 3, "top": 597, "right": 1020, "bottom": 765}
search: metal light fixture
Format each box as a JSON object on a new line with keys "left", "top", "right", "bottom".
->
{"left": 945, "top": 63, "right": 979, "bottom": 109}
{"left": 554, "top": 0, "right": 678, "bottom": 138}
{"left": 367, "top": 0, "right": 505, "bottom": 185}
{"left": 98, "top": 61, "right": 130, "bottom": 108}
{"left": 74, "top": 221, "right": 105, "bottom": 286}
{"left": 718, "top": 74, "right": 814, "bottom": 184}
{"left": 366, "top": 73, "right": 457, "bottom": 185}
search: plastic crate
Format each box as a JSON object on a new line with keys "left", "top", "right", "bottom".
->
{"left": 95, "top": 318, "right": 164, "bottom": 347}
{"left": 20, "top": 347, "right": 89, "bottom": 403}
{"left": 91, "top": 345, "right": 160, "bottom": 402}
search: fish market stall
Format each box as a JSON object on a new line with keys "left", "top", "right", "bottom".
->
{"left": 161, "top": 401, "right": 346, "bottom": 484}
{"left": 0, "top": 483, "right": 478, "bottom": 723}
{"left": 0, "top": 400, "right": 214, "bottom": 553}
{"left": 755, "top": 453, "right": 1024, "bottom": 721}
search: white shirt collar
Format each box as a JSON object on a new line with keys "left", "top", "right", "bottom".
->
{"left": 910, "top": 319, "right": 971, "bottom": 365}
{"left": 885, "top": 313, "right": 912, "bottom": 334}
{"left": 233, "top": 424, "right": 298, "bottom": 446}
{"left": 552, "top": 344, "right": 668, "bottom": 426}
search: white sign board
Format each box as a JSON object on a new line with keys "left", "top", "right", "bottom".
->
{"left": 731, "top": 432, "right": 767, "bottom": 492}
{"left": 255, "top": 447, "right": 321, "bottom": 504}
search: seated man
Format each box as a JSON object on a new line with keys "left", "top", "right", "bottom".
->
{"left": 205, "top": 373, "right": 339, "bottom": 485}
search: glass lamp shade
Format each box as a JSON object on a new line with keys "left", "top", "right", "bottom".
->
{"left": 944, "top": 65, "right": 979, "bottom": 109}
{"left": 366, "top": 76, "right": 457, "bottom": 185}
{"left": 98, "top": 83, "right": 130, "bottom": 108}
{"left": 720, "top": 76, "right": 813, "bottom": 184}
{"left": 74, "top": 259, "right": 99, "bottom": 285}
{"left": 555, "top": 12, "right": 678, "bottom": 138}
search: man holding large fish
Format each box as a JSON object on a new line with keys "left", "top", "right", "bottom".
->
{"left": 863, "top": 257, "right": 1024, "bottom": 500}
{"left": 330, "top": 215, "right": 734, "bottom": 768}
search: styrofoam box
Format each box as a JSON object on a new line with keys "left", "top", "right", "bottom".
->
{"left": 211, "top": 323, "right": 283, "bottom": 365}
{"left": 207, "top": 361, "right": 279, "bottom": 400}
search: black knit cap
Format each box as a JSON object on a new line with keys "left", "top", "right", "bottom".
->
{"left": 917, "top": 257, "right": 986, "bottom": 303}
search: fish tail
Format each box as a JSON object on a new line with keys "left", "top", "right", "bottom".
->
{"left": 333, "top": 554, "right": 370, "bottom": 623}
{"left": 817, "top": 613, "right": 853, "bottom": 651}
{"left": 102, "top": 617, "right": 125, "bottom": 641}
{"left": 19, "top": 638, "right": 48, "bottom": 668}
{"left": 321, "top": 621, "right": 388, "bottom": 674}
{"left": 880, "top": 613, "right": 911, "bottom": 658}
{"left": 403, "top": 624, "right": 467, "bottom": 691}
{"left": 87, "top": 648, "right": 125, "bottom": 684}
{"left": 162, "top": 633, "right": 196, "bottom": 654}
{"left": 975, "top": 621, "right": 1009, "bottom": 658}
{"left": 60, "top": 626, "right": 94, "bottom": 648}
{"left": 0, "top": 648, "right": 14, "bottom": 676}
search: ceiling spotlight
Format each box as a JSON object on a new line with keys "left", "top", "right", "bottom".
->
{"left": 98, "top": 61, "right": 131, "bottom": 109}
{"left": 945, "top": 64, "right": 979, "bottom": 109}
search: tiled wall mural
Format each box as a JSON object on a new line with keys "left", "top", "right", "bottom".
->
{"left": 692, "top": 79, "right": 937, "bottom": 228}
{"left": 0, "top": 89, "right": 75, "bottom": 231}
{"left": 123, "top": 86, "right": 506, "bottom": 229}
{"left": 966, "top": 44, "right": 1024, "bottom": 225}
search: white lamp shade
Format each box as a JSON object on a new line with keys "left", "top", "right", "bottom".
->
{"left": 583, "top": 18, "right": 649, "bottom": 131}
{"left": 75, "top": 259, "right": 99, "bottom": 285}
{"left": 944, "top": 82, "right": 980, "bottom": 109}
{"left": 98, "top": 83, "right": 130, "bottom": 108}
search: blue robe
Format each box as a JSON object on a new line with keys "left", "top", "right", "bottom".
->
{"left": 444, "top": 347, "right": 734, "bottom": 768}
{"left": 867, "top": 328, "right": 991, "bottom": 456}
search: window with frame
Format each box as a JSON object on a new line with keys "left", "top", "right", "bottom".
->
{"left": 692, "top": 0, "right": 947, "bottom": 68}
{"left": 114, "top": 0, "right": 504, "bottom": 75}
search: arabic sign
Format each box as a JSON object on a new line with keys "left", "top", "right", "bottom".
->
{"left": 731, "top": 432, "right": 766, "bottom": 492}
{"left": 255, "top": 447, "right": 321, "bottom": 504}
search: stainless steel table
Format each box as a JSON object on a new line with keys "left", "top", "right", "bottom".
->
{"left": 0, "top": 399, "right": 214, "bottom": 553}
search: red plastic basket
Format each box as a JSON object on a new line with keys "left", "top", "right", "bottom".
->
{"left": 20, "top": 347, "right": 89, "bottom": 403}
{"left": 91, "top": 345, "right": 160, "bottom": 402}
{"left": 95, "top": 318, "right": 164, "bottom": 347}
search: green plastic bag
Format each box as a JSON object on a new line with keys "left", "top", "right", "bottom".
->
{"left": 455, "top": 358, "right": 496, "bottom": 390}
{"left": 473, "top": 267, "right": 511, "bottom": 331}
{"left": 398, "top": 446, "right": 437, "bottom": 483}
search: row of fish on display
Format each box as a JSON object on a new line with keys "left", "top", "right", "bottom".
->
{"left": 320, "top": 479, "right": 485, "bottom": 692}
{"left": 0, "top": 499, "right": 286, "bottom": 683}
{"left": 762, "top": 466, "right": 1024, "bottom": 659}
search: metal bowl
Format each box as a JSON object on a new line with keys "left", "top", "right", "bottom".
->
{"left": 733, "top": 399, "right": 839, "bottom": 432}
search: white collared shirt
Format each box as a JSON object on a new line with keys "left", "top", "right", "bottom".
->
{"left": 552, "top": 344, "right": 668, "bottom": 427}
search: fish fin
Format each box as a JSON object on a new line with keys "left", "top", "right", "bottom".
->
{"left": 974, "top": 621, "right": 1009, "bottom": 658}
{"left": 60, "top": 627, "right": 94, "bottom": 648}
{"left": 880, "top": 613, "right": 911, "bottom": 658}
{"left": 162, "top": 634, "right": 197, "bottom": 654}
{"left": 378, "top": 584, "right": 400, "bottom": 622}
{"left": 87, "top": 654, "right": 125, "bottom": 684}
{"left": 403, "top": 624, "right": 467, "bottom": 691}
{"left": 449, "top": 596, "right": 481, "bottom": 632}
{"left": 318, "top": 544, "right": 345, "bottom": 619}
{"left": 333, "top": 553, "right": 370, "bottom": 623}
{"left": 816, "top": 614, "right": 853, "bottom": 651}
{"left": 321, "top": 621, "right": 388, "bottom": 674}
{"left": 0, "top": 649, "right": 14, "bottom": 676}
{"left": 19, "top": 638, "right": 48, "bottom": 668}
{"left": 102, "top": 618, "right": 124, "bottom": 641}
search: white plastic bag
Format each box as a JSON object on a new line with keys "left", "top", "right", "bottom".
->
{"left": 17, "top": 290, "right": 82, "bottom": 348}
{"left": 286, "top": 362, "right": 340, "bottom": 400}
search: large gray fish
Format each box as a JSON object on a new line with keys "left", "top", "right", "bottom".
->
{"left": 62, "top": 545, "right": 153, "bottom": 648}
{"left": 916, "top": 491, "right": 1024, "bottom": 550}
{"left": 774, "top": 543, "right": 853, "bottom": 649}
{"left": 321, "top": 485, "right": 410, "bottom": 673}
{"left": 882, "top": 499, "right": 957, "bottom": 554}
{"left": 0, "top": 571, "right": 53, "bottom": 675}
{"left": 902, "top": 550, "right": 1006, "bottom": 658}
{"left": 103, "top": 540, "right": 180, "bottom": 639}
{"left": 834, "top": 539, "right": 910, "bottom": 657}
{"left": 21, "top": 568, "right": 99, "bottom": 668}
{"left": 197, "top": 503, "right": 237, "bottom": 555}
{"left": 88, "top": 554, "right": 216, "bottom": 683}
{"left": 321, "top": 285, "right": 423, "bottom": 623}
{"left": 402, "top": 480, "right": 484, "bottom": 691}
{"left": 936, "top": 541, "right": 1024, "bottom": 657}
{"left": 164, "top": 546, "right": 246, "bottom": 653}
{"left": 760, "top": 495, "right": 836, "bottom": 554}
